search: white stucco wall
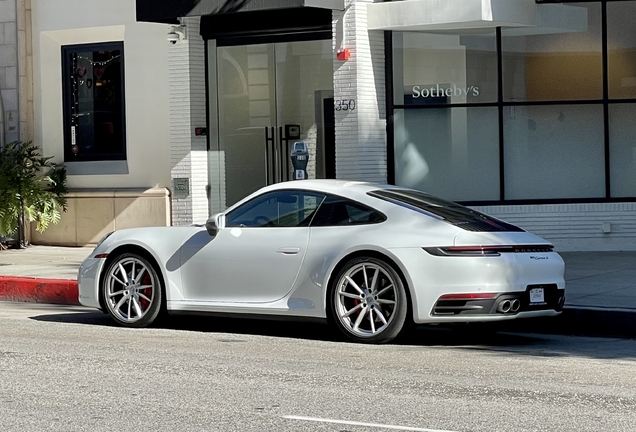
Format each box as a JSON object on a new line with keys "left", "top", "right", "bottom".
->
{"left": 31, "top": 0, "right": 171, "bottom": 190}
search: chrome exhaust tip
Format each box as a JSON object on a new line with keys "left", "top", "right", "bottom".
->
{"left": 510, "top": 299, "right": 521, "bottom": 313}
{"left": 497, "top": 300, "right": 511, "bottom": 313}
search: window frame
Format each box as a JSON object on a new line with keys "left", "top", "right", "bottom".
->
{"left": 61, "top": 41, "right": 127, "bottom": 163}
{"left": 387, "top": 0, "right": 636, "bottom": 206}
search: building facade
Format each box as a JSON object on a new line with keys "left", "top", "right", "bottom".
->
{"left": 0, "top": 0, "right": 26, "bottom": 147}
{"left": 27, "top": 0, "right": 636, "bottom": 251}
{"left": 29, "top": 0, "right": 171, "bottom": 245}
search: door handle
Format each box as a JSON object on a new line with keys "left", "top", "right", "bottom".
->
{"left": 276, "top": 247, "right": 300, "bottom": 255}
{"left": 265, "top": 127, "right": 275, "bottom": 185}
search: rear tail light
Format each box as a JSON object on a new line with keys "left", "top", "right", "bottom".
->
{"left": 423, "top": 245, "right": 553, "bottom": 257}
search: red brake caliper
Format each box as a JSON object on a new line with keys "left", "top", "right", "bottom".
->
{"left": 139, "top": 273, "right": 151, "bottom": 310}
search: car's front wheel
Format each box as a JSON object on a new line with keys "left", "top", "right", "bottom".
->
{"left": 329, "top": 256, "right": 408, "bottom": 344}
{"left": 101, "top": 252, "right": 163, "bottom": 327}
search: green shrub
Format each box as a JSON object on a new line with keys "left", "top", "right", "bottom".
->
{"left": 0, "top": 141, "right": 67, "bottom": 244}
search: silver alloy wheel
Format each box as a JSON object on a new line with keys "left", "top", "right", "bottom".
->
{"left": 334, "top": 262, "right": 398, "bottom": 338}
{"left": 105, "top": 256, "right": 156, "bottom": 324}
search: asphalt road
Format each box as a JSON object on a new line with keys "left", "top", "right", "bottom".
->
{"left": 1, "top": 302, "right": 635, "bottom": 432}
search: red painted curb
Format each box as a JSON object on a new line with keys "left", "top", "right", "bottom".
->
{"left": 0, "top": 276, "right": 80, "bottom": 305}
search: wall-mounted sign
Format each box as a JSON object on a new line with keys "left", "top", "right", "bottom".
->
{"left": 173, "top": 178, "right": 190, "bottom": 199}
{"left": 412, "top": 84, "right": 480, "bottom": 99}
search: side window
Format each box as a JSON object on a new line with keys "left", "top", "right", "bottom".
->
{"left": 62, "top": 42, "right": 126, "bottom": 162}
{"left": 311, "top": 195, "right": 386, "bottom": 227}
{"left": 225, "top": 191, "right": 325, "bottom": 228}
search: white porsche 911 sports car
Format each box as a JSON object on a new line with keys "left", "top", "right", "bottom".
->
{"left": 78, "top": 180, "right": 565, "bottom": 343}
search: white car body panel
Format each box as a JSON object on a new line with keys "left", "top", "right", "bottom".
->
{"left": 178, "top": 227, "right": 308, "bottom": 303}
{"left": 78, "top": 180, "right": 566, "bottom": 326}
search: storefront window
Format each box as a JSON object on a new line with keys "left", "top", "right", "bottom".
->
{"left": 62, "top": 43, "right": 126, "bottom": 162}
{"left": 391, "top": 1, "right": 636, "bottom": 204}
{"left": 392, "top": 32, "right": 498, "bottom": 106}
{"left": 503, "top": 104, "right": 605, "bottom": 200}
{"left": 394, "top": 107, "right": 499, "bottom": 202}
{"left": 610, "top": 104, "right": 636, "bottom": 197}
{"left": 501, "top": 2, "right": 602, "bottom": 102}
{"left": 607, "top": 2, "right": 636, "bottom": 99}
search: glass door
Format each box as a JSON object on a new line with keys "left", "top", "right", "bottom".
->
{"left": 211, "top": 39, "right": 334, "bottom": 209}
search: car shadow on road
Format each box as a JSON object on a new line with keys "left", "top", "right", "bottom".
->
{"left": 29, "top": 310, "right": 636, "bottom": 360}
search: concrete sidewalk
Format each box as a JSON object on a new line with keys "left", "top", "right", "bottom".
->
{"left": 0, "top": 245, "right": 635, "bottom": 337}
{"left": 0, "top": 245, "right": 92, "bottom": 280}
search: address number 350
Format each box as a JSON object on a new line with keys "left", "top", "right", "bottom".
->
{"left": 335, "top": 99, "right": 356, "bottom": 111}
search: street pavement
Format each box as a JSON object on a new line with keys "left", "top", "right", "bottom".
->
{"left": 1, "top": 301, "right": 635, "bottom": 432}
{"left": 0, "top": 246, "right": 636, "bottom": 337}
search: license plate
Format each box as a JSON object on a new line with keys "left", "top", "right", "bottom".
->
{"left": 529, "top": 288, "right": 545, "bottom": 304}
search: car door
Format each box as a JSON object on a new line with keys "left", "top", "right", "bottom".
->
{"left": 179, "top": 190, "right": 325, "bottom": 303}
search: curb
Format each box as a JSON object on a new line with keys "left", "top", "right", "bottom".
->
{"left": 0, "top": 276, "right": 80, "bottom": 305}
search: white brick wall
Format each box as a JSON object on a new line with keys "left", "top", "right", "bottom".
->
{"left": 332, "top": 0, "right": 387, "bottom": 182}
{"left": 474, "top": 203, "right": 636, "bottom": 252}
{"left": 169, "top": 17, "right": 209, "bottom": 225}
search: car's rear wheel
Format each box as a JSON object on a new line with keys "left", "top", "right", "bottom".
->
{"left": 330, "top": 257, "right": 408, "bottom": 344}
{"left": 101, "top": 252, "right": 163, "bottom": 328}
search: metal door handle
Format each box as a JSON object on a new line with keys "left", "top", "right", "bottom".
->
{"left": 276, "top": 247, "right": 300, "bottom": 255}
{"left": 265, "top": 127, "right": 275, "bottom": 185}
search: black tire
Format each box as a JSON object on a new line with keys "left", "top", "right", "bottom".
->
{"left": 100, "top": 252, "right": 164, "bottom": 328}
{"left": 329, "top": 256, "right": 409, "bottom": 344}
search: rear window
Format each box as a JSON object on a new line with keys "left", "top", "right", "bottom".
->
{"left": 368, "top": 189, "right": 523, "bottom": 232}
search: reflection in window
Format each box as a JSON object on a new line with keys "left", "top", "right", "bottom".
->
{"left": 393, "top": 107, "right": 500, "bottom": 202}
{"left": 392, "top": 31, "right": 498, "bottom": 106}
{"left": 225, "top": 191, "right": 325, "bottom": 227}
{"left": 608, "top": 1, "right": 636, "bottom": 99}
{"left": 503, "top": 104, "right": 605, "bottom": 200}
{"left": 610, "top": 104, "right": 636, "bottom": 197}
{"left": 502, "top": 2, "right": 602, "bottom": 102}
{"left": 62, "top": 43, "right": 126, "bottom": 161}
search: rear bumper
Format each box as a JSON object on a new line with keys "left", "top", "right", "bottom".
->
{"left": 388, "top": 247, "right": 566, "bottom": 324}
{"left": 421, "top": 309, "right": 562, "bottom": 324}
{"left": 432, "top": 285, "right": 564, "bottom": 316}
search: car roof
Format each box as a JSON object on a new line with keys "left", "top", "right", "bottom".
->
{"left": 261, "top": 179, "right": 394, "bottom": 195}
{"left": 225, "top": 179, "right": 419, "bottom": 216}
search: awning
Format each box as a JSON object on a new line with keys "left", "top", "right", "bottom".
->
{"left": 137, "top": 0, "right": 344, "bottom": 24}
{"left": 368, "top": 0, "right": 589, "bottom": 37}
{"left": 367, "top": 0, "right": 538, "bottom": 32}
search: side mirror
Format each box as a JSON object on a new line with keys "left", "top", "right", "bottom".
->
{"left": 205, "top": 213, "right": 225, "bottom": 236}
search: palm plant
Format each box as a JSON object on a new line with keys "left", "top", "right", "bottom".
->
{"left": 0, "top": 141, "right": 67, "bottom": 248}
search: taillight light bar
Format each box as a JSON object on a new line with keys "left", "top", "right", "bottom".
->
{"left": 423, "top": 245, "right": 554, "bottom": 257}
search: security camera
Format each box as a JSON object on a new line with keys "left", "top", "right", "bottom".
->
{"left": 167, "top": 25, "right": 186, "bottom": 44}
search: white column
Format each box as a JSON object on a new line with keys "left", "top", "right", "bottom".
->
{"left": 332, "top": 0, "right": 387, "bottom": 183}
{"left": 168, "top": 17, "right": 209, "bottom": 225}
